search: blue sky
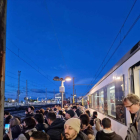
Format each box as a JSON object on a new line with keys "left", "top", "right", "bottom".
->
{"left": 5, "top": 0, "right": 140, "bottom": 101}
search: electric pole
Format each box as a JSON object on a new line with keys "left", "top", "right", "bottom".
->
{"left": 26, "top": 80, "right": 28, "bottom": 105}
{"left": 73, "top": 77, "right": 74, "bottom": 104}
{"left": 17, "top": 71, "right": 21, "bottom": 105}
{"left": 0, "top": 0, "right": 7, "bottom": 138}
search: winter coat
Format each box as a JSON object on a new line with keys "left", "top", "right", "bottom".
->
{"left": 90, "top": 116, "right": 97, "bottom": 126}
{"left": 11, "top": 125, "right": 22, "bottom": 139}
{"left": 96, "top": 130, "right": 123, "bottom": 140}
{"left": 46, "top": 118, "right": 65, "bottom": 140}
{"left": 63, "top": 131, "right": 88, "bottom": 140}
{"left": 26, "top": 113, "right": 34, "bottom": 117}
{"left": 36, "top": 123, "right": 49, "bottom": 132}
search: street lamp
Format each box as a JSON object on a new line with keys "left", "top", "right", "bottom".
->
{"left": 53, "top": 76, "right": 72, "bottom": 107}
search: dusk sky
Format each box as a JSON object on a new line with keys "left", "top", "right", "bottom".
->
{"left": 5, "top": 0, "right": 140, "bottom": 101}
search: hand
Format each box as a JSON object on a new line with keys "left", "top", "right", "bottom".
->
{"left": 7, "top": 128, "right": 13, "bottom": 140}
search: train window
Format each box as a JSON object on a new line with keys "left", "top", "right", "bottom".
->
{"left": 107, "top": 83, "right": 116, "bottom": 118}
{"left": 99, "top": 89, "right": 104, "bottom": 113}
{"left": 93, "top": 92, "right": 98, "bottom": 110}
{"left": 91, "top": 94, "right": 94, "bottom": 108}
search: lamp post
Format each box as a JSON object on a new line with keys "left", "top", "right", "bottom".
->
{"left": 53, "top": 76, "right": 71, "bottom": 108}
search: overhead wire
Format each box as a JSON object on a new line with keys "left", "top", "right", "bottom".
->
{"left": 44, "top": 0, "right": 69, "bottom": 73}
{"left": 85, "top": 0, "right": 139, "bottom": 93}
{"left": 86, "top": 14, "right": 140, "bottom": 94}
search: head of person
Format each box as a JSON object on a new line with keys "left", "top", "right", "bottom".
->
{"left": 64, "top": 118, "right": 80, "bottom": 140}
{"left": 10, "top": 118, "right": 20, "bottom": 127}
{"left": 44, "top": 111, "right": 48, "bottom": 119}
{"left": 25, "top": 108, "right": 28, "bottom": 114}
{"left": 76, "top": 103, "right": 79, "bottom": 108}
{"left": 34, "top": 113, "right": 44, "bottom": 124}
{"left": 65, "top": 110, "right": 75, "bottom": 120}
{"left": 54, "top": 108, "right": 57, "bottom": 112}
{"left": 40, "top": 108, "right": 45, "bottom": 115}
{"left": 123, "top": 93, "right": 140, "bottom": 114}
{"left": 46, "top": 111, "right": 56, "bottom": 125}
{"left": 80, "top": 114, "right": 90, "bottom": 128}
{"left": 14, "top": 116, "right": 21, "bottom": 123}
{"left": 28, "top": 106, "right": 35, "bottom": 113}
{"left": 46, "top": 107, "right": 50, "bottom": 111}
{"left": 72, "top": 106, "right": 77, "bottom": 112}
{"left": 23, "top": 117, "right": 36, "bottom": 130}
{"left": 64, "top": 106, "right": 68, "bottom": 111}
{"left": 30, "top": 131, "right": 50, "bottom": 140}
{"left": 85, "top": 109, "right": 90, "bottom": 117}
{"left": 58, "top": 110, "right": 63, "bottom": 116}
{"left": 36, "top": 110, "right": 40, "bottom": 114}
{"left": 93, "top": 111, "right": 98, "bottom": 118}
{"left": 101, "top": 118, "right": 111, "bottom": 129}
{"left": 4, "top": 111, "right": 10, "bottom": 118}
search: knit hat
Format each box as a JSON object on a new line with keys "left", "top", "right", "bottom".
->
{"left": 65, "top": 118, "right": 80, "bottom": 133}
{"left": 66, "top": 110, "right": 75, "bottom": 118}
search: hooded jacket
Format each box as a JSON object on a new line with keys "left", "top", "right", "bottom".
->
{"left": 36, "top": 123, "right": 49, "bottom": 132}
{"left": 96, "top": 130, "right": 123, "bottom": 140}
{"left": 46, "top": 118, "right": 65, "bottom": 140}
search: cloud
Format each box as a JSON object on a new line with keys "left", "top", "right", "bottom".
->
{"left": 30, "top": 89, "right": 46, "bottom": 93}
{"left": 75, "top": 78, "right": 93, "bottom": 85}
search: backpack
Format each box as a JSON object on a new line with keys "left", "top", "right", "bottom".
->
{"left": 125, "top": 119, "right": 137, "bottom": 140}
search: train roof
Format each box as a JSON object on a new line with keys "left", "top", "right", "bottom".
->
{"left": 85, "top": 41, "right": 140, "bottom": 97}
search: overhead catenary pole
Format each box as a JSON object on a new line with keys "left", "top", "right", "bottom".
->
{"left": 0, "top": 0, "right": 7, "bottom": 138}
{"left": 17, "top": 71, "right": 21, "bottom": 105}
{"left": 73, "top": 77, "right": 75, "bottom": 104}
{"left": 26, "top": 80, "right": 28, "bottom": 105}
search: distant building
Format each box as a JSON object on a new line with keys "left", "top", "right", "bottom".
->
{"left": 55, "top": 93, "right": 65, "bottom": 103}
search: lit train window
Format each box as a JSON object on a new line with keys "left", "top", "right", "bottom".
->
{"left": 107, "top": 84, "right": 116, "bottom": 118}
{"left": 99, "top": 89, "right": 104, "bottom": 113}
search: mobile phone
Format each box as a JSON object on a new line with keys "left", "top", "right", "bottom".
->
{"left": 5, "top": 124, "right": 10, "bottom": 134}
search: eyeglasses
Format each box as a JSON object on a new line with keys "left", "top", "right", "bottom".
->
{"left": 125, "top": 104, "right": 134, "bottom": 108}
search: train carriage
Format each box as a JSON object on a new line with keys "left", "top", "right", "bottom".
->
{"left": 83, "top": 41, "right": 140, "bottom": 139}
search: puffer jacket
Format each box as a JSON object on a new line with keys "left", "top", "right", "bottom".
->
{"left": 46, "top": 118, "right": 65, "bottom": 140}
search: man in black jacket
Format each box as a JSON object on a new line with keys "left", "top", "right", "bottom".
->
{"left": 96, "top": 118, "right": 123, "bottom": 140}
{"left": 26, "top": 106, "right": 35, "bottom": 117}
{"left": 34, "top": 113, "right": 48, "bottom": 132}
{"left": 46, "top": 111, "right": 65, "bottom": 140}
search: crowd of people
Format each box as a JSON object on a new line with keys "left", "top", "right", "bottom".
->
{"left": 3, "top": 93, "right": 140, "bottom": 140}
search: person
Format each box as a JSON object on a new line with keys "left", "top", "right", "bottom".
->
{"left": 4, "top": 111, "right": 13, "bottom": 125}
{"left": 80, "top": 114, "right": 95, "bottom": 140}
{"left": 64, "top": 118, "right": 88, "bottom": 140}
{"left": 36, "top": 110, "right": 40, "bottom": 114}
{"left": 90, "top": 111, "right": 98, "bottom": 126}
{"left": 3, "top": 118, "right": 21, "bottom": 140}
{"left": 96, "top": 118, "right": 123, "bottom": 140}
{"left": 92, "top": 118, "right": 102, "bottom": 138}
{"left": 34, "top": 113, "right": 48, "bottom": 132}
{"left": 40, "top": 108, "right": 45, "bottom": 115}
{"left": 123, "top": 93, "right": 140, "bottom": 138}
{"left": 18, "top": 117, "right": 37, "bottom": 140}
{"left": 72, "top": 106, "right": 81, "bottom": 117}
{"left": 25, "top": 108, "right": 28, "bottom": 115}
{"left": 30, "top": 131, "right": 50, "bottom": 140}
{"left": 44, "top": 111, "right": 49, "bottom": 124}
{"left": 65, "top": 110, "right": 75, "bottom": 120}
{"left": 26, "top": 106, "right": 35, "bottom": 117}
{"left": 85, "top": 109, "right": 91, "bottom": 118}
{"left": 46, "top": 111, "right": 65, "bottom": 140}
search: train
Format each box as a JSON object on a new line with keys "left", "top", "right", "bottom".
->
{"left": 82, "top": 41, "right": 140, "bottom": 139}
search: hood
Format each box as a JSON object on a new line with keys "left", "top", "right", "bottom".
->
{"left": 50, "top": 118, "right": 65, "bottom": 129}
{"left": 100, "top": 131, "right": 116, "bottom": 140}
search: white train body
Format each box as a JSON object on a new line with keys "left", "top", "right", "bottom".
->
{"left": 83, "top": 41, "right": 140, "bottom": 139}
